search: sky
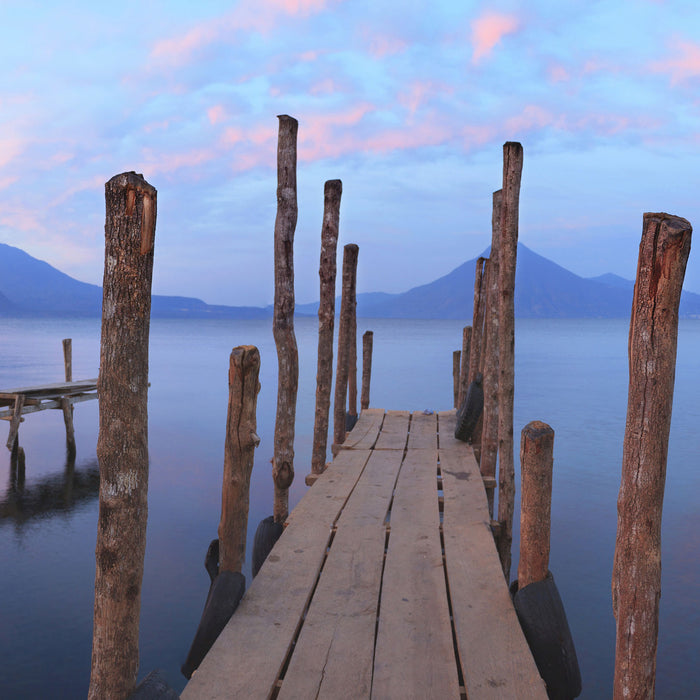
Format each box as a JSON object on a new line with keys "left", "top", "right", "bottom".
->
{"left": 2, "top": 0, "right": 700, "bottom": 307}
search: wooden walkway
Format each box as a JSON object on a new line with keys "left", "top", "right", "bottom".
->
{"left": 182, "top": 409, "right": 546, "bottom": 699}
{"left": 0, "top": 379, "right": 98, "bottom": 450}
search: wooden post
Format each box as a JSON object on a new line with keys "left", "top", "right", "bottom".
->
{"left": 480, "top": 190, "right": 502, "bottom": 519}
{"left": 361, "top": 330, "right": 373, "bottom": 410}
{"left": 309, "top": 180, "right": 342, "bottom": 482}
{"left": 347, "top": 281, "right": 358, "bottom": 423}
{"left": 332, "top": 243, "right": 359, "bottom": 452}
{"left": 496, "top": 141, "right": 523, "bottom": 581}
{"left": 6, "top": 394, "right": 24, "bottom": 451}
{"left": 272, "top": 115, "right": 299, "bottom": 524}
{"left": 61, "top": 338, "right": 76, "bottom": 455}
{"left": 219, "top": 346, "right": 261, "bottom": 573}
{"left": 612, "top": 213, "right": 692, "bottom": 700}
{"left": 89, "top": 171, "right": 157, "bottom": 700}
{"left": 468, "top": 256, "right": 488, "bottom": 384}
{"left": 458, "top": 326, "right": 472, "bottom": 406}
{"left": 518, "top": 421, "right": 554, "bottom": 588}
{"left": 452, "top": 350, "right": 461, "bottom": 409}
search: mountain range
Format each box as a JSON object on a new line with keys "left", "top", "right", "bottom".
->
{"left": 2, "top": 241, "right": 699, "bottom": 319}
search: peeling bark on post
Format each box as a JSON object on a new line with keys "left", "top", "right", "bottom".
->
{"left": 361, "top": 330, "right": 373, "bottom": 410}
{"left": 219, "top": 346, "right": 261, "bottom": 574}
{"left": 518, "top": 421, "right": 554, "bottom": 589}
{"left": 332, "top": 244, "right": 359, "bottom": 452}
{"left": 452, "top": 350, "right": 461, "bottom": 409}
{"left": 496, "top": 142, "right": 523, "bottom": 581}
{"left": 89, "top": 171, "right": 156, "bottom": 700}
{"left": 310, "top": 180, "right": 342, "bottom": 479}
{"left": 480, "top": 190, "right": 502, "bottom": 519}
{"left": 612, "top": 213, "right": 691, "bottom": 700}
{"left": 458, "top": 326, "right": 472, "bottom": 407}
{"left": 272, "top": 115, "right": 299, "bottom": 524}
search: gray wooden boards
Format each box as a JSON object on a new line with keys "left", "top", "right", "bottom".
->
{"left": 373, "top": 410, "right": 410, "bottom": 450}
{"left": 440, "top": 410, "right": 547, "bottom": 699}
{"left": 337, "top": 407, "right": 385, "bottom": 450}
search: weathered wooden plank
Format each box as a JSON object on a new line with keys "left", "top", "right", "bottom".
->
{"left": 0, "top": 392, "right": 98, "bottom": 419}
{"left": 278, "top": 448, "right": 404, "bottom": 700}
{"left": 182, "top": 448, "right": 372, "bottom": 700}
{"left": 338, "top": 407, "right": 385, "bottom": 450}
{"left": 440, "top": 446, "right": 547, "bottom": 699}
{"left": 0, "top": 379, "right": 98, "bottom": 397}
{"left": 372, "top": 448, "right": 460, "bottom": 699}
{"left": 373, "top": 410, "right": 410, "bottom": 450}
{"left": 407, "top": 410, "right": 437, "bottom": 450}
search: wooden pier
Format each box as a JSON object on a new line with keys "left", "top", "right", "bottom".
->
{"left": 182, "top": 408, "right": 546, "bottom": 699}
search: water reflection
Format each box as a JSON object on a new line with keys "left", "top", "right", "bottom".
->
{"left": 1, "top": 449, "right": 99, "bottom": 526}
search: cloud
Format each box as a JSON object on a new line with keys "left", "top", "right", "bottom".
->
{"left": 471, "top": 11, "right": 519, "bottom": 64}
{"left": 651, "top": 39, "right": 700, "bottom": 84}
{"left": 0, "top": 137, "right": 26, "bottom": 169}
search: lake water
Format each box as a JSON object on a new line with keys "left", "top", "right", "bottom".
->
{"left": 1, "top": 316, "right": 698, "bottom": 698}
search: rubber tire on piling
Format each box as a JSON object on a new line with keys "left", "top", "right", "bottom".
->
{"left": 128, "top": 669, "right": 180, "bottom": 699}
{"left": 252, "top": 515, "right": 284, "bottom": 578}
{"left": 510, "top": 572, "right": 582, "bottom": 700}
{"left": 181, "top": 570, "right": 246, "bottom": 680}
{"left": 454, "top": 374, "right": 484, "bottom": 443}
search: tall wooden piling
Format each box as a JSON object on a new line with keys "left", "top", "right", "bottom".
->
{"left": 468, "top": 256, "right": 488, "bottom": 384}
{"left": 496, "top": 142, "right": 523, "bottom": 581}
{"left": 310, "top": 180, "right": 342, "bottom": 481}
{"left": 480, "top": 190, "right": 502, "bottom": 518}
{"left": 332, "top": 243, "right": 359, "bottom": 452}
{"left": 219, "top": 346, "right": 261, "bottom": 574}
{"left": 347, "top": 286, "right": 358, "bottom": 423}
{"left": 272, "top": 115, "right": 299, "bottom": 524}
{"left": 89, "top": 172, "right": 157, "bottom": 700}
{"left": 452, "top": 351, "right": 461, "bottom": 409}
{"left": 361, "top": 330, "right": 373, "bottom": 410}
{"left": 518, "top": 421, "right": 554, "bottom": 588}
{"left": 61, "top": 338, "right": 76, "bottom": 455}
{"left": 612, "top": 213, "right": 692, "bottom": 700}
{"left": 458, "top": 326, "right": 472, "bottom": 406}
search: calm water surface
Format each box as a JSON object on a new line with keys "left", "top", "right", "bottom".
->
{"left": 0, "top": 317, "right": 698, "bottom": 698}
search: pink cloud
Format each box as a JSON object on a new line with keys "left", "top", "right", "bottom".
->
{"left": 398, "top": 81, "right": 452, "bottom": 117}
{"left": 505, "top": 105, "right": 556, "bottom": 133}
{"left": 139, "top": 147, "right": 217, "bottom": 176}
{"left": 0, "top": 175, "right": 18, "bottom": 191}
{"left": 651, "top": 39, "right": 700, "bottom": 84}
{"left": 548, "top": 64, "right": 570, "bottom": 83}
{"left": 207, "top": 105, "right": 227, "bottom": 125}
{"left": 471, "top": 12, "right": 519, "bottom": 64}
{"left": 368, "top": 34, "right": 407, "bottom": 58}
{"left": 0, "top": 137, "right": 25, "bottom": 168}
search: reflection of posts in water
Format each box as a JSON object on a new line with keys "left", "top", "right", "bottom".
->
{"left": 89, "top": 172, "right": 157, "bottom": 700}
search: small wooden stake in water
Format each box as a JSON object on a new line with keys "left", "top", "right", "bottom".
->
{"left": 272, "top": 115, "right": 299, "bottom": 524}
{"left": 361, "top": 330, "right": 373, "bottom": 410}
{"left": 219, "top": 346, "right": 261, "bottom": 574}
{"left": 458, "top": 326, "right": 471, "bottom": 406}
{"left": 89, "top": 171, "right": 157, "bottom": 700}
{"left": 452, "top": 350, "right": 461, "bottom": 409}
{"left": 61, "top": 338, "right": 76, "bottom": 455}
{"left": 612, "top": 212, "right": 691, "bottom": 700}
{"left": 518, "top": 421, "right": 554, "bottom": 588}
{"left": 496, "top": 141, "right": 523, "bottom": 581}
{"left": 310, "top": 180, "right": 342, "bottom": 481}
{"left": 333, "top": 243, "right": 359, "bottom": 452}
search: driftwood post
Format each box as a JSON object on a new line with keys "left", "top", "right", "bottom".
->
{"left": 458, "top": 326, "right": 472, "bottom": 406}
{"left": 61, "top": 338, "right": 76, "bottom": 455}
{"left": 347, "top": 283, "right": 358, "bottom": 424}
{"left": 271, "top": 115, "right": 299, "bottom": 524}
{"left": 612, "top": 213, "right": 692, "bottom": 700}
{"left": 496, "top": 141, "right": 523, "bottom": 580}
{"left": 219, "top": 346, "right": 261, "bottom": 573}
{"left": 332, "top": 243, "right": 359, "bottom": 452}
{"left": 452, "top": 350, "right": 461, "bottom": 408}
{"left": 309, "top": 180, "right": 342, "bottom": 484}
{"left": 518, "top": 421, "right": 554, "bottom": 588}
{"left": 361, "top": 330, "right": 373, "bottom": 410}
{"left": 89, "top": 172, "right": 156, "bottom": 700}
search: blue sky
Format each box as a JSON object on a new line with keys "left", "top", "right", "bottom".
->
{"left": 2, "top": 0, "right": 700, "bottom": 306}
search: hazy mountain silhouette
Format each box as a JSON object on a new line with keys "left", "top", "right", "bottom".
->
{"left": 3, "top": 241, "right": 700, "bottom": 319}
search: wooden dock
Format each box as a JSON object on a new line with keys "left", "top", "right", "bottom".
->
{"left": 182, "top": 408, "right": 546, "bottom": 699}
{"left": 0, "top": 379, "right": 98, "bottom": 450}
